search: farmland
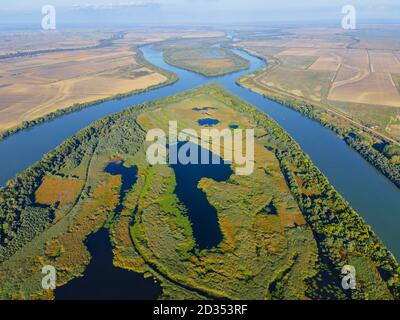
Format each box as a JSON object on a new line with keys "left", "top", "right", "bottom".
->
{"left": 0, "top": 46, "right": 168, "bottom": 133}
{"left": 0, "top": 30, "right": 108, "bottom": 56}
{"left": 236, "top": 26, "right": 400, "bottom": 141}
{"left": 236, "top": 26, "right": 400, "bottom": 188}
{"left": 0, "top": 29, "right": 223, "bottom": 136}
{"left": 0, "top": 84, "right": 398, "bottom": 300}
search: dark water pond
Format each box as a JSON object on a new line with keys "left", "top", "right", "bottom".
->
{"left": 171, "top": 142, "right": 233, "bottom": 250}
{"left": 104, "top": 161, "right": 137, "bottom": 215}
{"left": 56, "top": 228, "right": 162, "bottom": 300}
{"left": 192, "top": 106, "right": 218, "bottom": 112}
{"left": 197, "top": 118, "right": 220, "bottom": 127}
{"left": 56, "top": 161, "right": 160, "bottom": 299}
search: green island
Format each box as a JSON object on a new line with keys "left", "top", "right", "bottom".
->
{"left": 154, "top": 38, "right": 250, "bottom": 77}
{"left": 0, "top": 84, "right": 399, "bottom": 300}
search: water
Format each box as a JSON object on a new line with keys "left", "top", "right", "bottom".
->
{"left": 56, "top": 228, "right": 162, "bottom": 300}
{"left": 0, "top": 44, "right": 399, "bottom": 267}
{"left": 197, "top": 118, "right": 220, "bottom": 127}
{"left": 171, "top": 143, "right": 233, "bottom": 250}
{"left": 192, "top": 107, "right": 218, "bottom": 111}
{"left": 104, "top": 161, "right": 137, "bottom": 216}
{"left": 56, "top": 161, "right": 161, "bottom": 299}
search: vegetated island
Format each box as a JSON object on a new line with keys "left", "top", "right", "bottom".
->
{"left": 154, "top": 38, "right": 250, "bottom": 77}
{"left": 0, "top": 84, "right": 398, "bottom": 300}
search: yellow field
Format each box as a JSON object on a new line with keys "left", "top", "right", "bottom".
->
{"left": 0, "top": 30, "right": 107, "bottom": 55}
{"left": 118, "top": 29, "right": 225, "bottom": 46}
{"left": 309, "top": 54, "right": 340, "bottom": 71}
{"left": 237, "top": 26, "right": 400, "bottom": 139}
{"left": 370, "top": 51, "right": 400, "bottom": 73}
{"left": 333, "top": 64, "right": 367, "bottom": 84}
{"left": 328, "top": 72, "right": 400, "bottom": 107}
{"left": 0, "top": 46, "right": 167, "bottom": 132}
{"left": 0, "top": 29, "right": 226, "bottom": 134}
{"left": 277, "top": 48, "right": 319, "bottom": 57}
{"left": 353, "top": 40, "right": 400, "bottom": 51}
{"left": 35, "top": 176, "right": 84, "bottom": 206}
{"left": 326, "top": 49, "right": 400, "bottom": 107}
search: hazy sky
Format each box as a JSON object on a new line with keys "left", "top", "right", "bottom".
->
{"left": 1, "top": 0, "right": 399, "bottom": 27}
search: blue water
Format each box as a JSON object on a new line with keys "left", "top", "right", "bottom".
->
{"left": 197, "top": 118, "right": 220, "bottom": 127}
{"left": 104, "top": 161, "right": 137, "bottom": 216}
{"left": 0, "top": 44, "right": 399, "bottom": 261}
{"left": 192, "top": 107, "right": 218, "bottom": 111}
{"left": 56, "top": 228, "right": 162, "bottom": 300}
{"left": 56, "top": 161, "right": 163, "bottom": 300}
{"left": 171, "top": 143, "right": 233, "bottom": 250}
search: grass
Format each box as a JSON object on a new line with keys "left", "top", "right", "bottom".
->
{"left": 256, "top": 67, "right": 333, "bottom": 102}
{"left": 35, "top": 176, "right": 84, "bottom": 206}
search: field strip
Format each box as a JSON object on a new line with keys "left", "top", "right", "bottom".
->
{"left": 330, "top": 65, "right": 369, "bottom": 90}
{"left": 389, "top": 73, "right": 396, "bottom": 88}
{"left": 367, "top": 50, "right": 373, "bottom": 73}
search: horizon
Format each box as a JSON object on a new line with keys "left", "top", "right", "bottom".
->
{"left": 1, "top": 0, "right": 400, "bottom": 30}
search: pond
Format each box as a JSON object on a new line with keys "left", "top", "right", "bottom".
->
{"left": 56, "top": 161, "right": 161, "bottom": 299}
{"left": 192, "top": 106, "right": 218, "bottom": 112}
{"left": 56, "top": 228, "right": 162, "bottom": 300}
{"left": 197, "top": 118, "right": 220, "bottom": 127}
{"left": 171, "top": 142, "right": 233, "bottom": 250}
{"left": 104, "top": 161, "right": 137, "bottom": 216}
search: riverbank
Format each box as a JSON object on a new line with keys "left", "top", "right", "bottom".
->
{"left": 237, "top": 73, "right": 400, "bottom": 190}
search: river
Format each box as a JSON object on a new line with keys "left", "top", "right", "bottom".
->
{"left": 0, "top": 44, "right": 399, "bottom": 266}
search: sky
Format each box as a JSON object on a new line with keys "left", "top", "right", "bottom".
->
{"left": 0, "top": 0, "right": 399, "bottom": 28}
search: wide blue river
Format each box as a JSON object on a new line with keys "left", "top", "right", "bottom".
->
{"left": 0, "top": 44, "right": 399, "bottom": 262}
